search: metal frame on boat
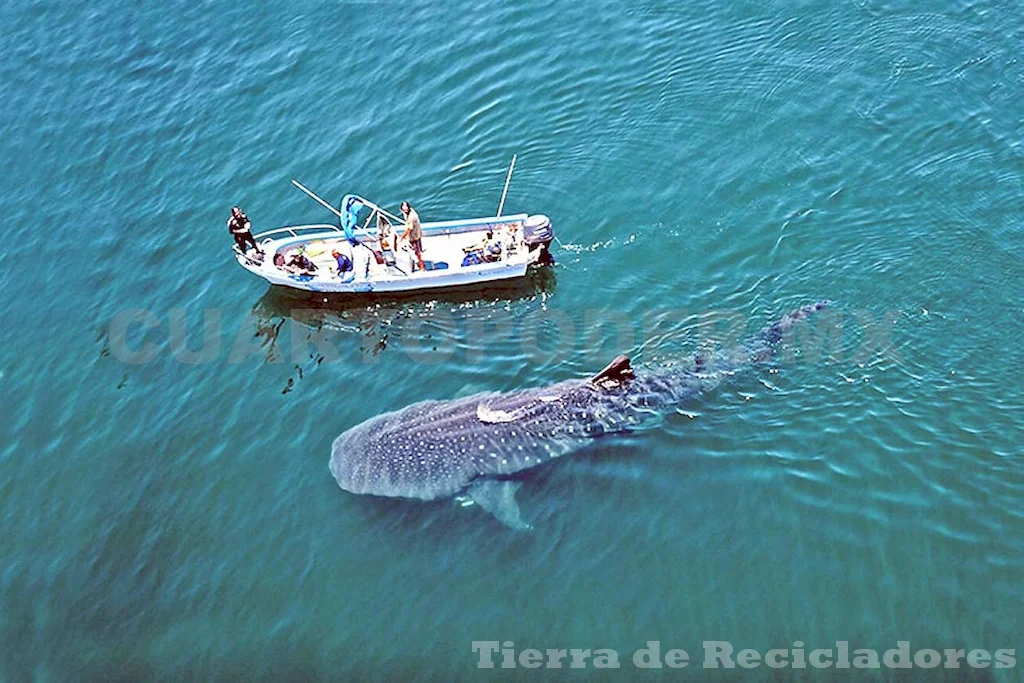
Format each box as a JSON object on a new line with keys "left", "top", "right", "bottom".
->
{"left": 232, "top": 158, "right": 555, "bottom": 294}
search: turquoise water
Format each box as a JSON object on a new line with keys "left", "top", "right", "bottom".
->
{"left": 1, "top": 0, "right": 1021, "bottom": 679}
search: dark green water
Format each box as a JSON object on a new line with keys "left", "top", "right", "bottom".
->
{"left": 1, "top": 0, "right": 1021, "bottom": 680}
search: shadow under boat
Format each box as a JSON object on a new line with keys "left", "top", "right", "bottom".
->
{"left": 248, "top": 264, "right": 558, "bottom": 364}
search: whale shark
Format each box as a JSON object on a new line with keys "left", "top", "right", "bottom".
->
{"left": 330, "top": 302, "right": 828, "bottom": 527}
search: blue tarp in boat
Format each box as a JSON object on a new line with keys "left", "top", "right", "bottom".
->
{"left": 341, "top": 194, "right": 363, "bottom": 244}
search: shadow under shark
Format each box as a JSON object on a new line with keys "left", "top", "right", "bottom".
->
{"left": 330, "top": 301, "right": 829, "bottom": 528}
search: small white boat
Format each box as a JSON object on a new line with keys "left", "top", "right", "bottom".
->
{"left": 233, "top": 161, "right": 555, "bottom": 294}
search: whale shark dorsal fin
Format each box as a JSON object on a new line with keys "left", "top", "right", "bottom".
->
{"left": 590, "top": 354, "right": 634, "bottom": 389}
{"left": 467, "top": 479, "right": 531, "bottom": 530}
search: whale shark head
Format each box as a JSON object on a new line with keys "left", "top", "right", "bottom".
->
{"left": 329, "top": 399, "right": 495, "bottom": 501}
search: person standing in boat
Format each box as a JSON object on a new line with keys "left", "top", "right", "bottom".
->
{"left": 227, "top": 206, "right": 261, "bottom": 254}
{"left": 399, "top": 201, "right": 426, "bottom": 271}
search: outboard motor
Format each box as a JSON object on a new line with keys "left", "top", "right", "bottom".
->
{"left": 523, "top": 214, "right": 554, "bottom": 263}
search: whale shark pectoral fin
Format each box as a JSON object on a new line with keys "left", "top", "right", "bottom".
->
{"left": 590, "top": 354, "right": 634, "bottom": 389}
{"left": 467, "top": 479, "right": 531, "bottom": 530}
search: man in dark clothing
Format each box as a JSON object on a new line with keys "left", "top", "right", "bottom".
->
{"left": 286, "top": 251, "right": 317, "bottom": 273}
{"left": 228, "top": 206, "right": 260, "bottom": 254}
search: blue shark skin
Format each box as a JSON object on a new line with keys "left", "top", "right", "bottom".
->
{"left": 330, "top": 302, "right": 828, "bottom": 527}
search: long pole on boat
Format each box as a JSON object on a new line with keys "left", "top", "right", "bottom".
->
{"left": 291, "top": 179, "right": 343, "bottom": 218}
{"left": 496, "top": 154, "right": 517, "bottom": 217}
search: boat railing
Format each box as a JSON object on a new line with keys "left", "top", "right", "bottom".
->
{"left": 233, "top": 244, "right": 264, "bottom": 267}
{"left": 357, "top": 200, "right": 404, "bottom": 228}
{"left": 422, "top": 214, "right": 528, "bottom": 236}
{"left": 247, "top": 212, "right": 531, "bottom": 249}
{"left": 251, "top": 223, "right": 345, "bottom": 243}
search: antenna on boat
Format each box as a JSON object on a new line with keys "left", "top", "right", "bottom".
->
{"left": 496, "top": 154, "right": 517, "bottom": 217}
{"left": 292, "top": 179, "right": 343, "bottom": 219}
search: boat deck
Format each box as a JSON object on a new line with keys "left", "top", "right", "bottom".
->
{"left": 280, "top": 226, "right": 526, "bottom": 279}
{"left": 235, "top": 214, "right": 543, "bottom": 293}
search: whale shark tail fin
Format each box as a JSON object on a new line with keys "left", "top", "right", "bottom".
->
{"left": 763, "top": 300, "right": 830, "bottom": 342}
{"left": 751, "top": 301, "right": 832, "bottom": 360}
{"left": 590, "top": 355, "right": 634, "bottom": 389}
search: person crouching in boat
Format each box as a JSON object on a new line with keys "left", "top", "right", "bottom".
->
{"left": 227, "top": 206, "right": 261, "bottom": 255}
{"left": 399, "top": 201, "right": 426, "bottom": 271}
{"left": 483, "top": 230, "right": 503, "bottom": 262}
{"left": 332, "top": 248, "right": 353, "bottom": 280}
{"left": 285, "top": 249, "right": 317, "bottom": 275}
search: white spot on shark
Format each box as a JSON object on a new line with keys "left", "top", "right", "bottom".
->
{"left": 476, "top": 403, "right": 528, "bottom": 423}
